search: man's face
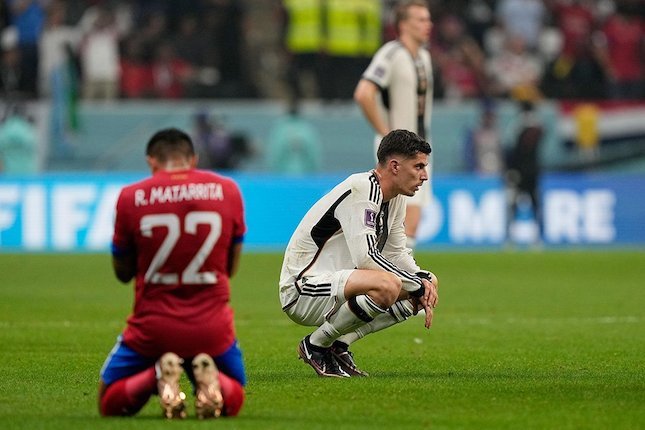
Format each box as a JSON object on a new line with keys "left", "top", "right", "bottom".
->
{"left": 393, "top": 152, "right": 429, "bottom": 197}
{"left": 401, "top": 5, "right": 432, "bottom": 45}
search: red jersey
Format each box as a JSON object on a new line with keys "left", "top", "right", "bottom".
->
{"left": 602, "top": 15, "right": 644, "bottom": 81}
{"left": 120, "top": 59, "right": 154, "bottom": 98}
{"left": 553, "top": 3, "right": 594, "bottom": 58}
{"left": 112, "top": 168, "right": 246, "bottom": 358}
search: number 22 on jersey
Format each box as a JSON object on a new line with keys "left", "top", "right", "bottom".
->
{"left": 140, "top": 211, "right": 222, "bottom": 285}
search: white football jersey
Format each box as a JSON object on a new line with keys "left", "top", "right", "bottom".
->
{"left": 279, "top": 171, "right": 423, "bottom": 310}
{"left": 362, "top": 40, "right": 433, "bottom": 138}
{"left": 363, "top": 41, "right": 434, "bottom": 206}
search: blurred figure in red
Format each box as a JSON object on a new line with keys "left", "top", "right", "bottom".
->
{"left": 593, "top": 2, "right": 644, "bottom": 99}
{"left": 431, "top": 13, "right": 486, "bottom": 100}
{"left": 119, "top": 36, "right": 153, "bottom": 98}
{"left": 151, "top": 40, "right": 194, "bottom": 99}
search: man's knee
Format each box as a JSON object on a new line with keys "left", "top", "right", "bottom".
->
{"left": 370, "top": 272, "right": 402, "bottom": 307}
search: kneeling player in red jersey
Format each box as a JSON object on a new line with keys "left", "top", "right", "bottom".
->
{"left": 98, "top": 128, "right": 246, "bottom": 419}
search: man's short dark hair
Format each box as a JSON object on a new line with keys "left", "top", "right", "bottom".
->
{"left": 377, "top": 129, "right": 432, "bottom": 165}
{"left": 146, "top": 128, "right": 195, "bottom": 162}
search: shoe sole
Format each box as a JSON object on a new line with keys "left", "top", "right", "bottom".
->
{"left": 192, "top": 353, "right": 224, "bottom": 419}
{"left": 158, "top": 352, "right": 187, "bottom": 419}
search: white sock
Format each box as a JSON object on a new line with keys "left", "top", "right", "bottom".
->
{"left": 337, "top": 300, "right": 416, "bottom": 346}
{"left": 310, "top": 295, "right": 386, "bottom": 347}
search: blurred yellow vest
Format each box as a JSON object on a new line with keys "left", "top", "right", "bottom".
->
{"left": 284, "top": 0, "right": 323, "bottom": 53}
{"left": 326, "top": 0, "right": 381, "bottom": 56}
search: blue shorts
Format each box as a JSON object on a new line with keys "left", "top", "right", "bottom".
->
{"left": 100, "top": 335, "right": 246, "bottom": 387}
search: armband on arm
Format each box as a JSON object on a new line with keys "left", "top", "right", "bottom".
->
{"left": 416, "top": 271, "right": 432, "bottom": 281}
{"left": 409, "top": 271, "right": 432, "bottom": 297}
{"left": 409, "top": 284, "right": 425, "bottom": 297}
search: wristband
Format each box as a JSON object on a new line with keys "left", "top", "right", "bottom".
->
{"left": 416, "top": 271, "right": 432, "bottom": 281}
{"left": 409, "top": 285, "right": 425, "bottom": 298}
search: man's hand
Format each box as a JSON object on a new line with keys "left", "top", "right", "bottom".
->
{"left": 411, "top": 273, "right": 439, "bottom": 329}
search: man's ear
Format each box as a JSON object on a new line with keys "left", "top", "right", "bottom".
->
{"left": 146, "top": 156, "right": 159, "bottom": 173}
{"left": 390, "top": 159, "right": 399, "bottom": 174}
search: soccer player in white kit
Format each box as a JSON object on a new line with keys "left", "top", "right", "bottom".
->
{"left": 279, "top": 130, "right": 439, "bottom": 377}
{"left": 354, "top": 0, "right": 433, "bottom": 250}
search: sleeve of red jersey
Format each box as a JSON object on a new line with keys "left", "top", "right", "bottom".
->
{"left": 111, "top": 188, "right": 135, "bottom": 257}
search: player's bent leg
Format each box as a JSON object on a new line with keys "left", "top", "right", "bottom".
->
{"left": 345, "top": 299, "right": 416, "bottom": 343}
{"left": 98, "top": 366, "right": 157, "bottom": 416}
{"left": 291, "top": 270, "right": 400, "bottom": 378}
{"left": 333, "top": 299, "right": 417, "bottom": 376}
{"left": 310, "top": 293, "right": 389, "bottom": 349}
{"left": 99, "top": 335, "right": 165, "bottom": 416}
{"left": 309, "top": 270, "right": 399, "bottom": 345}
{"left": 303, "top": 271, "right": 399, "bottom": 377}
{"left": 344, "top": 270, "right": 402, "bottom": 308}
{"left": 218, "top": 371, "right": 245, "bottom": 416}
{"left": 213, "top": 340, "right": 247, "bottom": 387}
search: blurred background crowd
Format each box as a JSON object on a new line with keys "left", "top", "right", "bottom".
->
{"left": 0, "top": 0, "right": 643, "bottom": 103}
{"left": 0, "top": 0, "right": 643, "bottom": 249}
{"left": 0, "top": 0, "right": 643, "bottom": 178}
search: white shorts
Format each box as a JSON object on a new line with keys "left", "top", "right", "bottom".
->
{"left": 283, "top": 270, "right": 354, "bottom": 327}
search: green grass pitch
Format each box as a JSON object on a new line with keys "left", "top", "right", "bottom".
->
{"left": 0, "top": 250, "right": 644, "bottom": 429}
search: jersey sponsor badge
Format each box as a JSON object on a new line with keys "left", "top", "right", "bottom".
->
{"left": 364, "top": 209, "right": 377, "bottom": 229}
